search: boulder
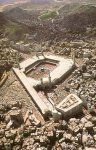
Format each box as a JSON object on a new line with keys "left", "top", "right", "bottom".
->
{"left": 4, "top": 142, "right": 12, "bottom": 150}
{"left": 83, "top": 73, "right": 91, "bottom": 80}
{"left": 5, "top": 130, "right": 16, "bottom": 140}
{"left": 10, "top": 110, "right": 24, "bottom": 124}
{"left": 52, "top": 109, "right": 61, "bottom": 122}
{"left": 85, "top": 121, "right": 94, "bottom": 131}
{"left": 0, "top": 129, "right": 5, "bottom": 138}
{"left": 92, "top": 117, "right": 96, "bottom": 125}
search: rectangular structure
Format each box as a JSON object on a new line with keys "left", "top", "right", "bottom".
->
{"left": 56, "top": 94, "right": 83, "bottom": 119}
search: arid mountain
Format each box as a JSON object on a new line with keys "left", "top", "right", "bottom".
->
{"left": 32, "top": 4, "right": 96, "bottom": 41}
{"left": 29, "top": 0, "right": 52, "bottom": 4}
{"left": 55, "top": 0, "right": 96, "bottom": 5}
{"left": 0, "top": 12, "right": 7, "bottom": 26}
{"left": 0, "top": 9, "right": 29, "bottom": 41}
{"left": 59, "top": 4, "right": 96, "bottom": 24}
{"left": 4, "top": 7, "right": 40, "bottom": 27}
{"left": 0, "top": 0, "right": 52, "bottom": 4}
{"left": 4, "top": 7, "right": 31, "bottom": 20}
{"left": 0, "top": 0, "right": 27, "bottom": 4}
{"left": 1, "top": 3, "right": 96, "bottom": 42}
{"left": 0, "top": 0, "right": 96, "bottom": 4}
{"left": 5, "top": 4, "right": 96, "bottom": 28}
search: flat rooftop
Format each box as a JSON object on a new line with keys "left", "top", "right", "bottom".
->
{"left": 57, "top": 94, "right": 83, "bottom": 111}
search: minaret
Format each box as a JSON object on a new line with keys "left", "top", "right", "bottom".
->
{"left": 71, "top": 49, "right": 75, "bottom": 65}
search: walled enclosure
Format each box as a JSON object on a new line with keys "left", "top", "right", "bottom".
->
{"left": 13, "top": 54, "right": 77, "bottom": 117}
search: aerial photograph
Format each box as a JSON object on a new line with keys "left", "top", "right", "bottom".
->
{"left": 0, "top": 0, "right": 96, "bottom": 149}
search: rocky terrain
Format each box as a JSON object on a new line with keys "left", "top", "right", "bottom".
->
{"left": 0, "top": 78, "right": 96, "bottom": 150}
{"left": 0, "top": 3, "right": 96, "bottom": 42}
{"left": 2, "top": 4, "right": 96, "bottom": 42}
{"left": 0, "top": 1, "right": 96, "bottom": 150}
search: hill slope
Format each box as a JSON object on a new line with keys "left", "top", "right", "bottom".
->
{"left": 59, "top": 4, "right": 96, "bottom": 31}
{"left": 1, "top": 3, "right": 96, "bottom": 42}
{"left": 33, "top": 4, "right": 96, "bottom": 41}
{"left": 4, "top": 7, "right": 39, "bottom": 26}
{"left": 0, "top": 12, "right": 7, "bottom": 26}
{"left": 0, "top": 0, "right": 28, "bottom": 4}
{"left": 4, "top": 7, "right": 31, "bottom": 20}
{"left": 0, "top": 10, "right": 29, "bottom": 41}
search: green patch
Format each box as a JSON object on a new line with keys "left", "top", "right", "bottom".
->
{"left": 40, "top": 11, "right": 57, "bottom": 20}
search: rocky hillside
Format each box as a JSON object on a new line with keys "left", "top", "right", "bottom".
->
{"left": 0, "top": 0, "right": 28, "bottom": 4}
{"left": 4, "top": 7, "right": 40, "bottom": 27}
{"left": 30, "top": 4, "right": 96, "bottom": 41}
{"left": 0, "top": 0, "right": 52, "bottom": 5}
{"left": 0, "top": 12, "right": 7, "bottom": 26}
{"left": 0, "top": 9, "right": 29, "bottom": 41}
{"left": 4, "top": 7, "right": 33, "bottom": 22}
{"left": 59, "top": 5, "right": 96, "bottom": 32}
{"left": 1, "top": 4, "right": 96, "bottom": 42}
{"left": 29, "top": 0, "right": 52, "bottom": 4}
{"left": 56, "top": 0, "right": 96, "bottom": 5}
